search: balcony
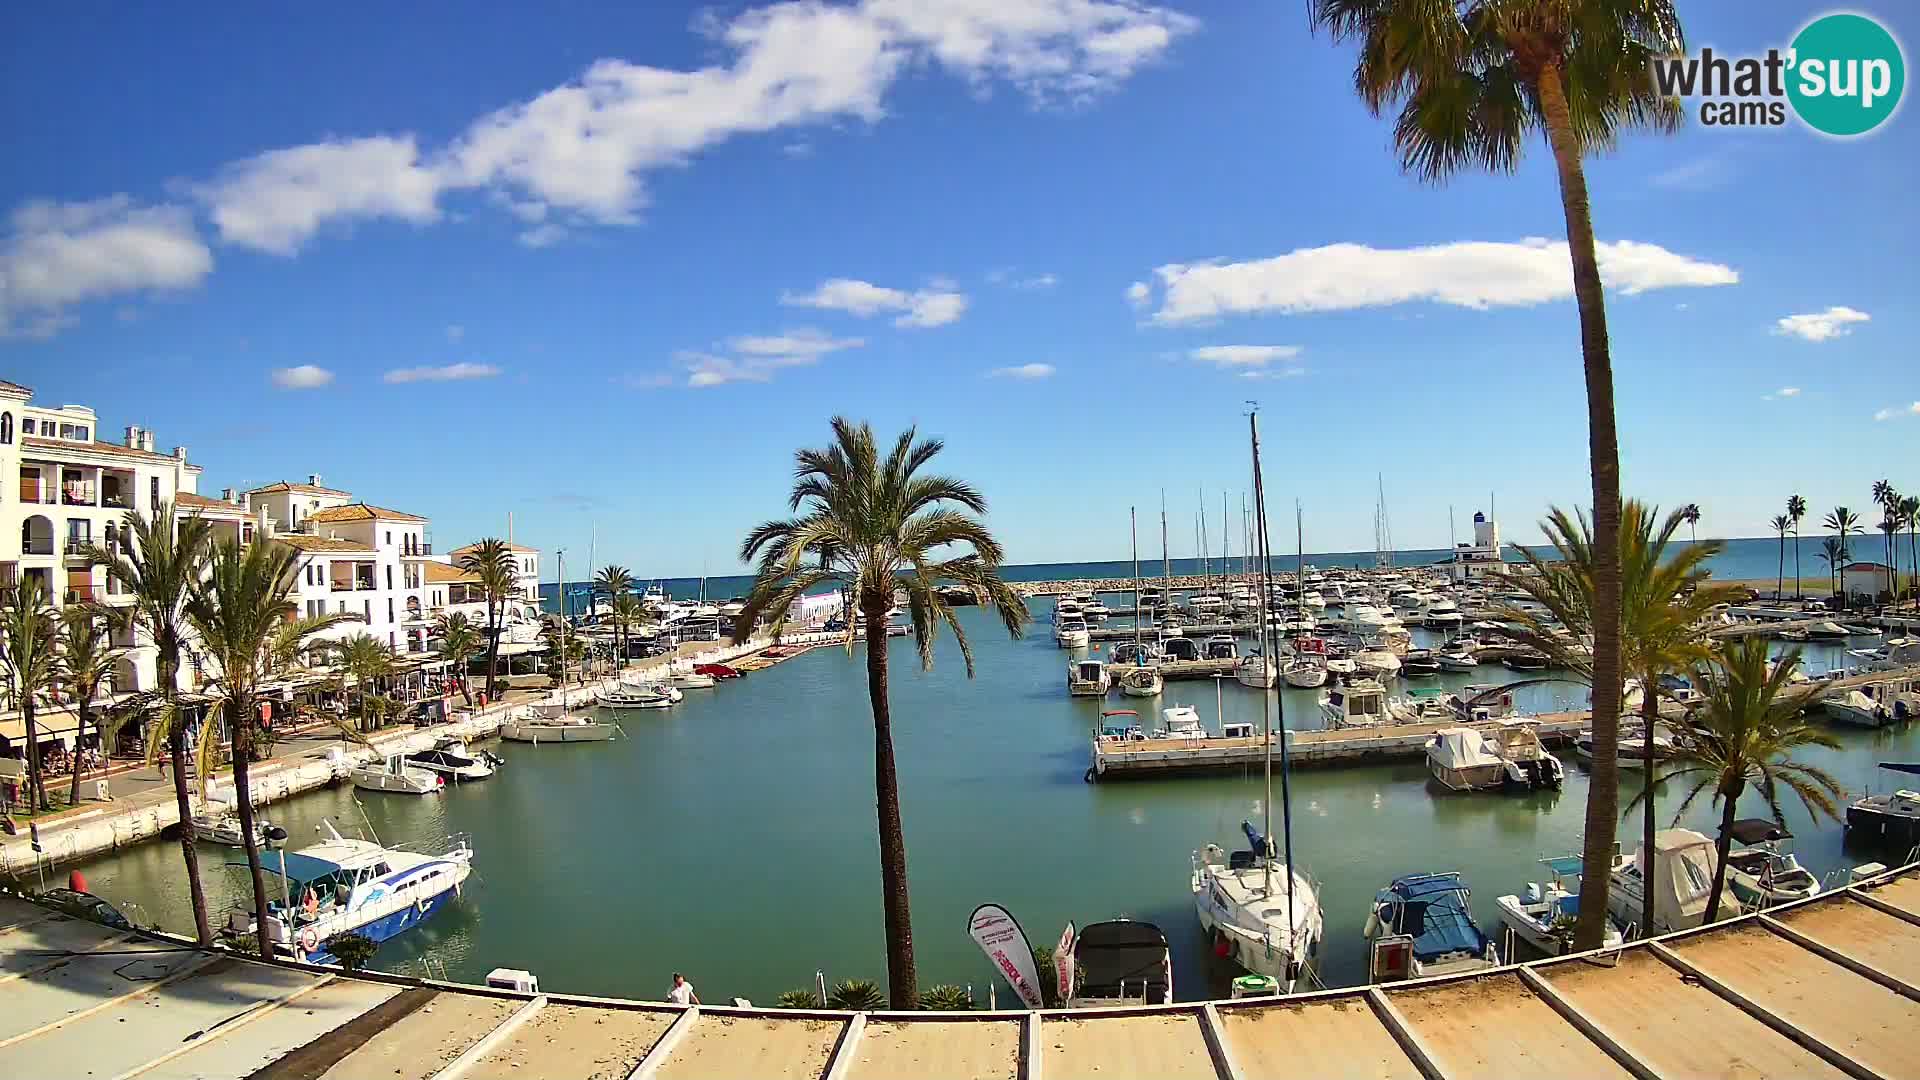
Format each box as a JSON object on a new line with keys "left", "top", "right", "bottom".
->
{"left": 61, "top": 481, "right": 97, "bottom": 507}
{"left": 64, "top": 537, "right": 96, "bottom": 559}
{"left": 102, "top": 493, "right": 132, "bottom": 510}
{"left": 402, "top": 540, "right": 434, "bottom": 557}
{"left": 65, "top": 584, "right": 97, "bottom": 603}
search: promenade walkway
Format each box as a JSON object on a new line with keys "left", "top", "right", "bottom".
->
{"left": 2, "top": 861, "right": 1916, "bottom": 1078}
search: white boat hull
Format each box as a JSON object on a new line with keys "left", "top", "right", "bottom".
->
{"left": 1282, "top": 664, "right": 1326, "bottom": 689}
{"left": 350, "top": 769, "right": 440, "bottom": 795}
{"left": 502, "top": 718, "right": 618, "bottom": 742}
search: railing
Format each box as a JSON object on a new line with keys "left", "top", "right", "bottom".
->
{"left": 21, "top": 540, "right": 54, "bottom": 556}
{"left": 102, "top": 494, "right": 131, "bottom": 509}
{"left": 64, "top": 537, "right": 94, "bottom": 556}
{"left": 66, "top": 585, "right": 97, "bottom": 603}
{"left": 403, "top": 542, "right": 433, "bottom": 556}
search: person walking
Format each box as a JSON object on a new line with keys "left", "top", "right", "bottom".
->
{"left": 666, "top": 972, "right": 698, "bottom": 1006}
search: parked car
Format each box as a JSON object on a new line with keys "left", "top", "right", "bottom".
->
{"left": 39, "top": 888, "right": 134, "bottom": 931}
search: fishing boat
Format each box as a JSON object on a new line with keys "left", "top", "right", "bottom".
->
{"left": 1494, "top": 856, "right": 1623, "bottom": 956}
{"left": 1364, "top": 872, "right": 1499, "bottom": 982}
{"left": 1067, "top": 658, "right": 1111, "bottom": 697}
{"left": 349, "top": 754, "right": 443, "bottom": 796}
{"left": 1723, "top": 819, "right": 1820, "bottom": 907}
{"left": 406, "top": 738, "right": 502, "bottom": 782}
{"left": 1118, "top": 666, "right": 1163, "bottom": 698}
{"left": 235, "top": 819, "right": 474, "bottom": 965}
{"left": 192, "top": 810, "right": 273, "bottom": 848}
{"left": 1319, "top": 680, "right": 1389, "bottom": 728}
{"left": 1844, "top": 763, "right": 1920, "bottom": 848}
{"left": 1607, "top": 829, "right": 1739, "bottom": 934}
{"left": 1156, "top": 704, "right": 1205, "bottom": 739}
{"left": 1065, "top": 920, "right": 1173, "bottom": 1008}
{"left": 1236, "top": 652, "right": 1278, "bottom": 689}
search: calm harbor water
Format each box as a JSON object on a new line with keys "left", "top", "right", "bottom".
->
{"left": 66, "top": 601, "right": 1913, "bottom": 1004}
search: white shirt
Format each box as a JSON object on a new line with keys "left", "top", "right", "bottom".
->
{"left": 667, "top": 982, "right": 695, "bottom": 1005}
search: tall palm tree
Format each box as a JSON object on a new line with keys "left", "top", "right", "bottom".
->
{"left": 187, "top": 538, "right": 357, "bottom": 957}
{"left": 1901, "top": 494, "right": 1920, "bottom": 603}
{"left": 332, "top": 633, "right": 393, "bottom": 732}
{"left": 1680, "top": 503, "right": 1702, "bottom": 546}
{"left": 54, "top": 603, "right": 128, "bottom": 807}
{"left": 1768, "top": 514, "right": 1790, "bottom": 602}
{"left": 1786, "top": 494, "right": 1808, "bottom": 599}
{"left": 0, "top": 577, "right": 59, "bottom": 814}
{"left": 458, "top": 540, "right": 518, "bottom": 702}
{"left": 1643, "top": 638, "right": 1842, "bottom": 923}
{"left": 1871, "top": 481, "right": 1899, "bottom": 599}
{"left": 89, "top": 503, "right": 215, "bottom": 944}
{"left": 594, "top": 565, "right": 634, "bottom": 666}
{"left": 1307, "top": 0, "right": 1684, "bottom": 951}
{"left": 1495, "top": 502, "right": 1733, "bottom": 937}
{"left": 611, "top": 593, "right": 648, "bottom": 669}
{"left": 433, "top": 612, "right": 481, "bottom": 707}
{"left": 737, "top": 418, "right": 1026, "bottom": 1007}
{"left": 1823, "top": 507, "right": 1860, "bottom": 609}
{"left": 1817, "top": 537, "right": 1848, "bottom": 600}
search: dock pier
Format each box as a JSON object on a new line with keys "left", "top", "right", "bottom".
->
{"left": 1088, "top": 713, "right": 1590, "bottom": 780}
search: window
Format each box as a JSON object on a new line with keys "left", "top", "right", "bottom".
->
{"left": 0, "top": 412, "right": 10, "bottom": 443}
{"left": 150, "top": 477, "right": 159, "bottom": 509}
{"left": 363, "top": 599, "right": 370, "bottom": 621}
{"left": 20, "top": 417, "right": 33, "bottom": 434}
{"left": 385, "top": 565, "right": 392, "bottom": 590}
{"left": 387, "top": 598, "right": 394, "bottom": 623}
{"left": 76, "top": 426, "right": 88, "bottom": 441}
{"left": 385, "top": 531, "right": 391, "bottom": 545}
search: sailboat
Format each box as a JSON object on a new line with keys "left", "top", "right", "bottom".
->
{"left": 1191, "top": 409, "right": 1324, "bottom": 992}
{"left": 503, "top": 550, "right": 619, "bottom": 744}
{"left": 1278, "top": 505, "right": 1327, "bottom": 689}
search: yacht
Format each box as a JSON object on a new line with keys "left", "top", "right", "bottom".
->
{"left": 1067, "top": 658, "right": 1111, "bottom": 697}
{"left": 1824, "top": 688, "right": 1890, "bottom": 727}
{"left": 1422, "top": 598, "right": 1464, "bottom": 630}
{"left": 1607, "top": 829, "right": 1739, "bottom": 934}
{"left": 502, "top": 707, "right": 618, "bottom": 742}
{"left": 1159, "top": 635, "right": 1200, "bottom": 662}
{"left": 1495, "top": 856, "right": 1623, "bottom": 956}
{"left": 1192, "top": 822, "right": 1324, "bottom": 992}
{"left": 238, "top": 819, "right": 474, "bottom": 964}
{"left": 1082, "top": 598, "right": 1112, "bottom": 623}
{"left": 192, "top": 811, "right": 273, "bottom": 848}
{"left": 406, "top": 738, "right": 502, "bottom": 782}
{"left": 1320, "top": 680, "right": 1389, "bottom": 728}
{"left": 1425, "top": 721, "right": 1563, "bottom": 792}
{"left": 1353, "top": 646, "right": 1402, "bottom": 681}
{"left": 1300, "top": 590, "right": 1326, "bottom": 611}
{"left": 1363, "top": 872, "right": 1499, "bottom": 982}
{"left": 1203, "top": 635, "right": 1239, "bottom": 661}
{"left": 1502, "top": 649, "right": 1550, "bottom": 672}
{"left": 1055, "top": 617, "right": 1092, "bottom": 649}
{"left": 1391, "top": 687, "right": 1453, "bottom": 723}
{"left": 1235, "top": 653, "right": 1278, "bottom": 689}
{"left": 1156, "top": 705, "right": 1206, "bottom": 739}
{"left": 1401, "top": 649, "right": 1441, "bottom": 677}
{"left": 1436, "top": 641, "right": 1479, "bottom": 672}
{"left": 1723, "top": 820, "right": 1820, "bottom": 908}
{"left": 1065, "top": 920, "right": 1173, "bottom": 1008}
{"left": 1118, "top": 666, "right": 1164, "bottom": 698}
{"left": 1844, "top": 763, "right": 1920, "bottom": 848}
{"left": 350, "top": 755, "right": 442, "bottom": 796}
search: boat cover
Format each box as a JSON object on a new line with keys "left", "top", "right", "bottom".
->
{"left": 1073, "top": 920, "right": 1170, "bottom": 998}
{"left": 230, "top": 850, "right": 342, "bottom": 886}
{"left": 1377, "top": 873, "right": 1488, "bottom": 962}
{"left": 1427, "top": 729, "right": 1503, "bottom": 771}
{"left": 1728, "top": 819, "right": 1791, "bottom": 845}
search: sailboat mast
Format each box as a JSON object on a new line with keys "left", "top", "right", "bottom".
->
{"left": 1249, "top": 411, "right": 1296, "bottom": 942}
{"left": 1297, "top": 503, "right": 1306, "bottom": 623}
{"left": 1131, "top": 507, "right": 1141, "bottom": 649}
{"left": 1222, "top": 491, "right": 1230, "bottom": 594}
{"left": 557, "top": 549, "right": 567, "bottom": 710}
{"left": 1160, "top": 492, "right": 1170, "bottom": 598}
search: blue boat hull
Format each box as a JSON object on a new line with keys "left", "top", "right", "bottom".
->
{"left": 301, "top": 885, "right": 459, "bottom": 965}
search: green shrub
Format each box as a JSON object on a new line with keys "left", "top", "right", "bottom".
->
{"left": 774, "top": 988, "right": 823, "bottom": 1009}
{"left": 826, "top": 977, "right": 885, "bottom": 1010}
{"left": 324, "top": 932, "right": 379, "bottom": 971}
{"left": 919, "top": 984, "right": 973, "bottom": 1011}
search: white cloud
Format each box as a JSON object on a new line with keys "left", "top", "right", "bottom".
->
{"left": 382, "top": 362, "right": 503, "bottom": 384}
{"left": 1145, "top": 238, "right": 1739, "bottom": 324}
{"left": 446, "top": 324, "right": 465, "bottom": 342}
{"left": 988, "top": 363, "right": 1056, "bottom": 379}
{"left": 728, "top": 328, "right": 864, "bottom": 359}
{"left": 781, "top": 277, "right": 969, "bottom": 328}
{"left": 0, "top": 197, "right": 212, "bottom": 338}
{"left": 1773, "top": 306, "right": 1870, "bottom": 343}
{"left": 782, "top": 141, "right": 815, "bottom": 158}
{"left": 618, "top": 373, "right": 676, "bottom": 390}
{"left": 1239, "top": 367, "right": 1307, "bottom": 380}
{"left": 1189, "top": 345, "right": 1302, "bottom": 368}
{"left": 517, "top": 223, "right": 568, "bottom": 248}
{"left": 1762, "top": 386, "right": 1802, "bottom": 401}
{"left": 271, "top": 364, "right": 334, "bottom": 390}
{"left": 1872, "top": 402, "right": 1920, "bottom": 422}
{"left": 1650, "top": 157, "right": 1729, "bottom": 191}
{"left": 1125, "top": 280, "right": 1152, "bottom": 308}
{"left": 655, "top": 327, "right": 865, "bottom": 388}
{"left": 198, "top": 136, "right": 443, "bottom": 255}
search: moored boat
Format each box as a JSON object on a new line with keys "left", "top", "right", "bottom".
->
{"left": 1067, "top": 658, "right": 1111, "bottom": 697}
{"left": 1065, "top": 920, "right": 1173, "bottom": 1008}
{"left": 349, "top": 755, "right": 442, "bottom": 796}
{"left": 1723, "top": 819, "right": 1820, "bottom": 908}
{"left": 1844, "top": 762, "right": 1920, "bottom": 849}
{"left": 1607, "top": 828, "right": 1739, "bottom": 935}
{"left": 1118, "top": 666, "right": 1164, "bottom": 698}
{"left": 1192, "top": 823, "right": 1323, "bottom": 992}
{"left": 1494, "top": 856, "right": 1623, "bottom": 956}
{"left": 1364, "top": 872, "right": 1499, "bottom": 981}
{"left": 502, "top": 709, "right": 618, "bottom": 742}
{"left": 1319, "top": 679, "right": 1389, "bottom": 728}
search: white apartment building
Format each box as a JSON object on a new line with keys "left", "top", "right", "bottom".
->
{"left": 432, "top": 542, "right": 546, "bottom": 660}
{"left": 1, "top": 381, "right": 206, "bottom": 715}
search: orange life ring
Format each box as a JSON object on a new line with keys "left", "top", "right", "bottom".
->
{"left": 299, "top": 927, "right": 319, "bottom": 954}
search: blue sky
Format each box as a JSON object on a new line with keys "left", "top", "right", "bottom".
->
{"left": 3, "top": 2, "right": 1914, "bottom": 575}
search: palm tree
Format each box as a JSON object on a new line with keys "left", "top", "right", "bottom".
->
{"left": 53, "top": 603, "right": 128, "bottom": 807}
{"left": 594, "top": 565, "right": 634, "bottom": 667}
{"left": 1680, "top": 503, "right": 1702, "bottom": 545}
{"left": 1644, "top": 638, "right": 1842, "bottom": 924}
{"left": 1901, "top": 494, "right": 1920, "bottom": 603}
{"left": 458, "top": 540, "right": 518, "bottom": 702}
{"left": 187, "top": 538, "right": 357, "bottom": 957}
{"left": 89, "top": 503, "right": 215, "bottom": 945}
{"left": 1817, "top": 537, "right": 1849, "bottom": 599}
{"left": 1307, "top": 0, "right": 1684, "bottom": 952}
{"left": 1786, "top": 494, "right": 1808, "bottom": 599}
{"left": 611, "top": 593, "right": 647, "bottom": 669}
{"left": 736, "top": 418, "right": 1027, "bottom": 1007}
{"left": 433, "top": 612, "right": 481, "bottom": 707}
{"left": 1495, "top": 502, "right": 1734, "bottom": 937}
{"left": 1823, "top": 507, "right": 1860, "bottom": 609}
{"left": 1871, "top": 481, "right": 1899, "bottom": 601}
{"left": 1768, "top": 514, "right": 1790, "bottom": 602}
{"left": 0, "top": 577, "right": 59, "bottom": 814}
{"left": 332, "top": 633, "right": 393, "bottom": 732}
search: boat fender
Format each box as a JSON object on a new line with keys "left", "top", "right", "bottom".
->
{"left": 299, "top": 927, "right": 319, "bottom": 954}
{"left": 415, "top": 895, "right": 431, "bottom": 916}
{"left": 1213, "top": 932, "right": 1232, "bottom": 959}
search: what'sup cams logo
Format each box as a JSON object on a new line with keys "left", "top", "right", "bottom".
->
{"left": 1651, "top": 12, "right": 1905, "bottom": 136}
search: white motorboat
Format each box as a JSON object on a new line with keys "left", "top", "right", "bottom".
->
{"left": 502, "top": 709, "right": 618, "bottom": 742}
{"left": 237, "top": 820, "right": 473, "bottom": 964}
{"left": 1364, "top": 872, "right": 1499, "bottom": 982}
{"left": 1235, "top": 653, "right": 1278, "bottom": 689}
{"left": 665, "top": 670, "right": 716, "bottom": 690}
{"left": 1422, "top": 599, "right": 1464, "bottom": 630}
{"left": 1065, "top": 920, "right": 1173, "bottom": 1008}
{"left": 1391, "top": 687, "right": 1453, "bottom": 723}
{"left": 1320, "top": 680, "right": 1389, "bottom": 728}
{"left": 406, "top": 738, "right": 502, "bottom": 782}
{"left": 1118, "top": 666, "right": 1164, "bottom": 698}
{"left": 1495, "top": 856, "right": 1623, "bottom": 956}
{"left": 1723, "top": 819, "right": 1820, "bottom": 908}
{"left": 350, "top": 755, "right": 442, "bottom": 795}
{"left": 1846, "top": 763, "right": 1920, "bottom": 849}
{"left": 1156, "top": 704, "right": 1206, "bottom": 739}
{"left": 1823, "top": 688, "right": 1889, "bottom": 727}
{"left": 603, "top": 681, "right": 682, "bottom": 710}
{"left": 1426, "top": 721, "right": 1563, "bottom": 793}
{"left": 1607, "top": 829, "right": 1740, "bottom": 935}
{"left": 1067, "top": 658, "right": 1111, "bottom": 697}
{"left": 1354, "top": 647, "right": 1402, "bottom": 680}
{"left": 1435, "top": 643, "right": 1479, "bottom": 672}
{"left": 1203, "top": 634, "right": 1239, "bottom": 661}
{"left": 1193, "top": 823, "right": 1323, "bottom": 992}
{"left": 192, "top": 811, "right": 272, "bottom": 848}
{"left": 1281, "top": 656, "right": 1327, "bottom": 689}
{"left": 1082, "top": 598, "right": 1111, "bottom": 623}
{"left": 1300, "top": 590, "right": 1326, "bottom": 611}
{"left": 1055, "top": 617, "right": 1092, "bottom": 649}
{"left": 1806, "top": 620, "right": 1851, "bottom": 640}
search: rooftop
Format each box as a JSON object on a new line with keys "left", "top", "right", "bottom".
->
{"left": 271, "top": 534, "right": 375, "bottom": 553}
{"left": 425, "top": 561, "right": 480, "bottom": 584}
{"left": 19, "top": 435, "right": 202, "bottom": 469}
{"left": 307, "top": 502, "right": 428, "bottom": 524}
{"left": 173, "top": 491, "right": 248, "bottom": 516}
{"left": 248, "top": 480, "right": 354, "bottom": 497}
{"left": 451, "top": 541, "right": 539, "bottom": 554}
{"left": 0, "top": 379, "right": 30, "bottom": 396}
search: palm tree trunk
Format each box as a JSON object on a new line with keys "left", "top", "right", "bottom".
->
{"left": 1537, "top": 62, "right": 1624, "bottom": 953}
{"left": 167, "top": 720, "right": 214, "bottom": 945}
{"left": 861, "top": 587, "right": 916, "bottom": 1008}
{"left": 227, "top": 696, "right": 275, "bottom": 959}
{"left": 1776, "top": 533, "right": 1784, "bottom": 602}
{"left": 1704, "top": 780, "right": 1742, "bottom": 925}
{"left": 68, "top": 700, "right": 91, "bottom": 807}
{"left": 1793, "top": 529, "right": 1802, "bottom": 598}
{"left": 485, "top": 602, "right": 501, "bottom": 703}
{"left": 1638, "top": 683, "right": 1659, "bottom": 936}
{"left": 23, "top": 700, "right": 48, "bottom": 811}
